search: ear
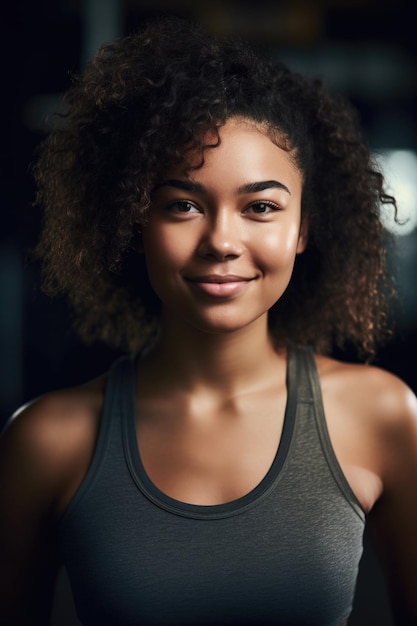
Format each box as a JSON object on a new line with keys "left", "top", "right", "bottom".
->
{"left": 296, "top": 218, "right": 309, "bottom": 254}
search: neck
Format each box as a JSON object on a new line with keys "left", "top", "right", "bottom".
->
{"left": 142, "top": 315, "right": 285, "bottom": 395}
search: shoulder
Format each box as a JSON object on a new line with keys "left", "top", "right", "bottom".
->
{"left": 0, "top": 376, "right": 106, "bottom": 518}
{"left": 315, "top": 353, "right": 417, "bottom": 490}
{"left": 314, "top": 353, "right": 417, "bottom": 427}
{"left": 316, "top": 356, "right": 417, "bottom": 523}
{"left": 3, "top": 377, "right": 106, "bottom": 464}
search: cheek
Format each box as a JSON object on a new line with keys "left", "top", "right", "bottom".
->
{"left": 143, "top": 231, "right": 178, "bottom": 273}
{"left": 145, "top": 226, "right": 195, "bottom": 265}
{"left": 142, "top": 228, "right": 193, "bottom": 300}
{"left": 259, "top": 223, "right": 302, "bottom": 268}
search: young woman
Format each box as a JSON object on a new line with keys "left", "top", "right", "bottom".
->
{"left": 1, "top": 17, "right": 416, "bottom": 626}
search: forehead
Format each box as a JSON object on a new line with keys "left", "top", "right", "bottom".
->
{"left": 166, "top": 117, "right": 302, "bottom": 191}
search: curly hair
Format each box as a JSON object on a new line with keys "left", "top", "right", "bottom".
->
{"left": 33, "top": 16, "right": 397, "bottom": 360}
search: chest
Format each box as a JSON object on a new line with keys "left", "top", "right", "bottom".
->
{"left": 135, "top": 387, "right": 381, "bottom": 512}
{"left": 135, "top": 389, "right": 287, "bottom": 505}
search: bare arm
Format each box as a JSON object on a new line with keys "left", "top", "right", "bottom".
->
{"left": 0, "top": 384, "right": 102, "bottom": 625}
{"left": 367, "top": 381, "right": 417, "bottom": 624}
{"left": 0, "top": 402, "right": 62, "bottom": 624}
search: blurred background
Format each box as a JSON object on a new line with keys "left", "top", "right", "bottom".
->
{"left": 1, "top": 1, "right": 416, "bottom": 624}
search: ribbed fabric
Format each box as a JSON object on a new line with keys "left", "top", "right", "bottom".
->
{"left": 59, "top": 344, "right": 365, "bottom": 625}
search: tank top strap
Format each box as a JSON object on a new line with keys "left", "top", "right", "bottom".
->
{"left": 58, "top": 353, "right": 137, "bottom": 526}
{"left": 288, "top": 343, "right": 365, "bottom": 520}
{"left": 94, "top": 353, "right": 137, "bottom": 453}
{"left": 286, "top": 344, "right": 316, "bottom": 404}
{"left": 103, "top": 352, "right": 137, "bottom": 419}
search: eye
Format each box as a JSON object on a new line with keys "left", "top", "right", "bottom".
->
{"left": 244, "top": 201, "right": 281, "bottom": 215}
{"left": 167, "top": 200, "right": 201, "bottom": 214}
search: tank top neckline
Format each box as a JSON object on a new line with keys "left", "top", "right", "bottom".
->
{"left": 122, "top": 344, "right": 300, "bottom": 520}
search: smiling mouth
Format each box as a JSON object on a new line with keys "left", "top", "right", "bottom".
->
{"left": 187, "top": 274, "right": 253, "bottom": 283}
{"left": 185, "top": 275, "right": 255, "bottom": 297}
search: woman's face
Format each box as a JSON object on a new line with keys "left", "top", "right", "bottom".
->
{"left": 141, "top": 118, "right": 306, "bottom": 336}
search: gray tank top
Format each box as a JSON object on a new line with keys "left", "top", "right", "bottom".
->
{"left": 58, "top": 344, "right": 365, "bottom": 625}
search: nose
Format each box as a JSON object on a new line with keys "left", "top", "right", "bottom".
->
{"left": 197, "top": 210, "right": 244, "bottom": 261}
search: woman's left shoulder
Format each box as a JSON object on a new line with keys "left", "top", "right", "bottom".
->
{"left": 315, "top": 352, "right": 417, "bottom": 432}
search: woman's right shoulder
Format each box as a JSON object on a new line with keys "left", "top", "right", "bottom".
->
{"left": 0, "top": 375, "right": 107, "bottom": 519}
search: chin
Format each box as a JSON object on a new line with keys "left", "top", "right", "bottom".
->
{"left": 178, "top": 311, "right": 269, "bottom": 336}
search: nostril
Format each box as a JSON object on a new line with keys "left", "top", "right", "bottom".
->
{"left": 197, "top": 238, "right": 244, "bottom": 261}
{"left": 198, "top": 247, "right": 242, "bottom": 261}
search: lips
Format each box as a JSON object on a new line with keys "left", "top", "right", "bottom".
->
{"left": 185, "top": 274, "right": 255, "bottom": 297}
{"left": 187, "top": 274, "right": 253, "bottom": 284}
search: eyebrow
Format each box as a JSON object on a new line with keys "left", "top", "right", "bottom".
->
{"left": 237, "top": 180, "right": 291, "bottom": 195}
{"left": 152, "top": 179, "right": 291, "bottom": 195}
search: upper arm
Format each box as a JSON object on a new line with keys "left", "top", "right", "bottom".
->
{"left": 0, "top": 400, "right": 62, "bottom": 624}
{"left": 367, "top": 380, "right": 417, "bottom": 624}
{"left": 0, "top": 387, "right": 101, "bottom": 625}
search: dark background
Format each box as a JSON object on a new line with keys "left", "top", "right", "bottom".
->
{"left": 1, "top": 1, "right": 416, "bottom": 624}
